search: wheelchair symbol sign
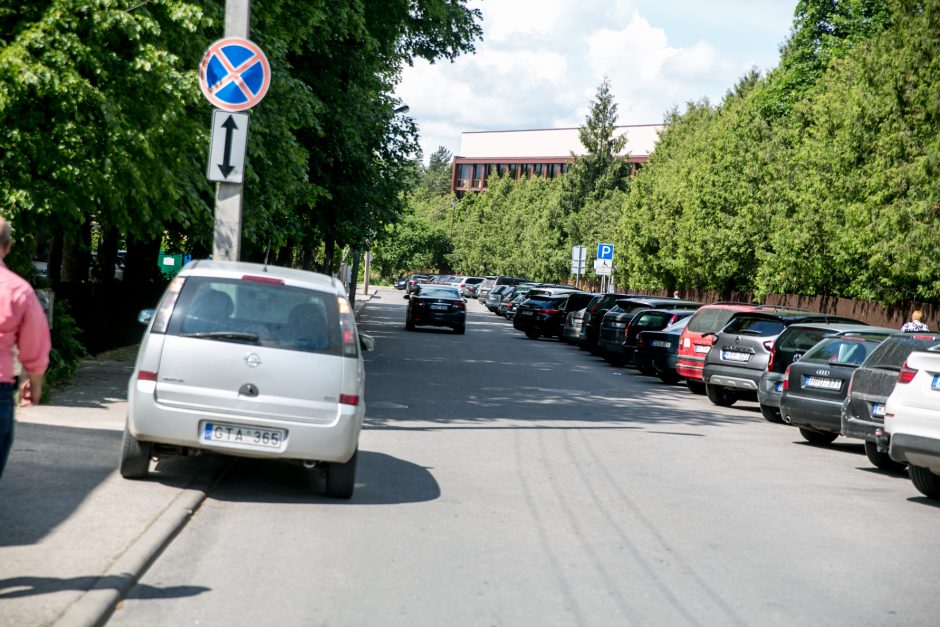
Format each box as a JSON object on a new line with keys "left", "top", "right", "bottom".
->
{"left": 198, "top": 37, "right": 270, "bottom": 111}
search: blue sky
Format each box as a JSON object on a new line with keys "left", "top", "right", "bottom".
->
{"left": 395, "top": 0, "right": 799, "bottom": 161}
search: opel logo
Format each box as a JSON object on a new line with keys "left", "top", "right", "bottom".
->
{"left": 244, "top": 352, "right": 262, "bottom": 367}
{"left": 816, "top": 369, "right": 830, "bottom": 376}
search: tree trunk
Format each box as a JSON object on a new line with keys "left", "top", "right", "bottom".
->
{"left": 93, "top": 226, "right": 120, "bottom": 283}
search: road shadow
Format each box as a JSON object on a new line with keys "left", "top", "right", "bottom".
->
{"left": 206, "top": 450, "right": 440, "bottom": 505}
{"left": 0, "top": 574, "right": 208, "bottom": 600}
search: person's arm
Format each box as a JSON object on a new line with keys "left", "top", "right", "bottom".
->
{"left": 17, "top": 290, "right": 51, "bottom": 406}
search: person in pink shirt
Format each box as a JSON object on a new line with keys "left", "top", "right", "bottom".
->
{"left": 0, "top": 217, "right": 51, "bottom": 481}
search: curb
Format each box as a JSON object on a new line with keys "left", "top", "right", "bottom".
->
{"left": 51, "top": 463, "right": 229, "bottom": 627}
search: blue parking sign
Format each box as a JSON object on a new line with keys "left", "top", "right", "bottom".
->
{"left": 597, "top": 243, "right": 614, "bottom": 260}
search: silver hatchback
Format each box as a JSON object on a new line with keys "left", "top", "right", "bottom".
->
{"left": 120, "top": 260, "right": 367, "bottom": 498}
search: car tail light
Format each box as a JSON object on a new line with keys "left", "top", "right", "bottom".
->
{"left": 241, "top": 274, "right": 284, "bottom": 285}
{"left": 763, "top": 340, "right": 774, "bottom": 352}
{"left": 339, "top": 394, "right": 359, "bottom": 406}
{"left": 767, "top": 343, "right": 777, "bottom": 371}
{"left": 453, "top": 301, "right": 466, "bottom": 310}
{"left": 539, "top": 308, "right": 561, "bottom": 315}
{"left": 337, "top": 297, "right": 358, "bottom": 357}
{"left": 782, "top": 365, "right": 791, "bottom": 391}
{"left": 138, "top": 371, "right": 158, "bottom": 381}
{"left": 897, "top": 360, "right": 918, "bottom": 384}
{"left": 637, "top": 335, "right": 646, "bottom": 348}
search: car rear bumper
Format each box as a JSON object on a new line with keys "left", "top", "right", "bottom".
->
{"left": 411, "top": 311, "right": 465, "bottom": 327}
{"left": 703, "top": 364, "right": 761, "bottom": 391}
{"left": 781, "top": 394, "right": 843, "bottom": 432}
{"left": 890, "top": 433, "right": 940, "bottom": 470}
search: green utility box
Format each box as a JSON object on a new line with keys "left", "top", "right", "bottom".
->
{"left": 158, "top": 252, "right": 185, "bottom": 278}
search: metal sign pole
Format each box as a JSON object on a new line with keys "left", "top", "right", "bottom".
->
{"left": 213, "top": 0, "right": 251, "bottom": 262}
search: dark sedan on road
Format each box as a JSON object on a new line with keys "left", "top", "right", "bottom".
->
{"left": 404, "top": 284, "right": 466, "bottom": 334}
{"left": 780, "top": 332, "right": 894, "bottom": 445}
{"left": 634, "top": 316, "right": 692, "bottom": 384}
{"left": 513, "top": 294, "right": 574, "bottom": 339}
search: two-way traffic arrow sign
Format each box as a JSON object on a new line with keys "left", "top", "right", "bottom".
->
{"left": 207, "top": 110, "right": 249, "bottom": 184}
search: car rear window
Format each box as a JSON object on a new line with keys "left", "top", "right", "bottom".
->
{"left": 164, "top": 276, "right": 341, "bottom": 355}
{"left": 862, "top": 334, "right": 940, "bottom": 370}
{"left": 631, "top": 311, "right": 671, "bottom": 327}
{"left": 722, "top": 316, "right": 786, "bottom": 336}
{"left": 686, "top": 308, "right": 737, "bottom": 333}
{"left": 801, "top": 337, "right": 880, "bottom": 366}
{"left": 777, "top": 328, "right": 831, "bottom": 351}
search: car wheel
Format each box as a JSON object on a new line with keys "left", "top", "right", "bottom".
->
{"left": 525, "top": 329, "right": 540, "bottom": 340}
{"left": 324, "top": 449, "right": 358, "bottom": 499}
{"left": 119, "top": 427, "right": 152, "bottom": 479}
{"left": 656, "top": 371, "right": 680, "bottom": 384}
{"left": 759, "top": 404, "right": 783, "bottom": 423}
{"left": 454, "top": 325, "right": 466, "bottom": 334}
{"left": 686, "top": 379, "right": 706, "bottom": 395}
{"left": 405, "top": 319, "right": 415, "bottom": 331}
{"left": 909, "top": 465, "right": 940, "bottom": 499}
{"left": 864, "top": 441, "right": 906, "bottom": 472}
{"left": 705, "top": 383, "right": 737, "bottom": 407}
{"left": 799, "top": 427, "right": 838, "bottom": 445}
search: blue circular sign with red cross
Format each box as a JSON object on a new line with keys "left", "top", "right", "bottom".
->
{"left": 198, "top": 37, "right": 270, "bottom": 111}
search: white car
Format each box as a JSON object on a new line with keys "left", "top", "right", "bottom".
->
{"left": 120, "top": 260, "right": 369, "bottom": 498}
{"left": 885, "top": 345, "right": 940, "bottom": 500}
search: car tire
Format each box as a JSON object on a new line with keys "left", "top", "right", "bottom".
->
{"left": 119, "top": 427, "right": 152, "bottom": 479}
{"left": 656, "top": 371, "right": 680, "bottom": 384}
{"left": 864, "top": 440, "right": 905, "bottom": 472}
{"left": 705, "top": 383, "right": 737, "bottom": 407}
{"left": 759, "top": 404, "right": 783, "bottom": 423}
{"left": 525, "top": 329, "right": 540, "bottom": 340}
{"left": 406, "top": 319, "right": 415, "bottom": 331}
{"left": 324, "top": 449, "right": 358, "bottom": 499}
{"left": 909, "top": 465, "right": 940, "bottom": 499}
{"left": 454, "top": 325, "right": 466, "bottom": 334}
{"left": 686, "top": 379, "right": 706, "bottom": 395}
{"left": 799, "top": 427, "right": 838, "bottom": 445}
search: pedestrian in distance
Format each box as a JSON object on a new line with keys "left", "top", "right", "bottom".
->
{"left": 900, "top": 309, "right": 929, "bottom": 333}
{"left": 673, "top": 290, "right": 680, "bottom": 299}
{"left": 0, "top": 217, "right": 51, "bottom": 481}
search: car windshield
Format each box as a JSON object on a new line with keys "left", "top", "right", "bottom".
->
{"left": 801, "top": 337, "right": 879, "bottom": 366}
{"left": 418, "top": 286, "right": 460, "bottom": 299}
{"left": 165, "top": 276, "right": 341, "bottom": 355}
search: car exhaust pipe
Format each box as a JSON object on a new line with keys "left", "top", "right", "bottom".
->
{"left": 782, "top": 413, "right": 792, "bottom": 425}
{"left": 303, "top": 460, "right": 317, "bottom": 469}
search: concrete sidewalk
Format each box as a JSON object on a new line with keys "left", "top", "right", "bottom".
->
{"left": 0, "top": 288, "right": 377, "bottom": 626}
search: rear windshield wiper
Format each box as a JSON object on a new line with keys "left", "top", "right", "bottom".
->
{"left": 181, "top": 331, "right": 260, "bottom": 343}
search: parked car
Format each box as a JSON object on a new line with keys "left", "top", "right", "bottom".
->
{"left": 503, "top": 290, "right": 532, "bottom": 320}
{"left": 701, "top": 308, "right": 860, "bottom": 407}
{"left": 485, "top": 285, "right": 511, "bottom": 312}
{"left": 597, "top": 298, "right": 700, "bottom": 364}
{"left": 405, "top": 273, "right": 432, "bottom": 294}
{"left": 404, "top": 284, "right": 467, "bottom": 333}
{"left": 676, "top": 302, "right": 769, "bottom": 394}
{"left": 393, "top": 276, "right": 408, "bottom": 290}
{"left": 513, "top": 294, "right": 572, "bottom": 339}
{"left": 780, "top": 331, "right": 896, "bottom": 445}
{"left": 578, "top": 292, "right": 635, "bottom": 353}
{"left": 459, "top": 276, "right": 484, "bottom": 297}
{"left": 634, "top": 316, "right": 692, "bottom": 384}
{"left": 884, "top": 345, "right": 940, "bottom": 499}
{"left": 120, "top": 260, "right": 368, "bottom": 499}
{"left": 498, "top": 284, "right": 536, "bottom": 318}
{"left": 843, "top": 332, "right": 940, "bottom": 470}
{"left": 757, "top": 322, "right": 883, "bottom": 423}
{"left": 563, "top": 294, "right": 601, "bottom": 344}
{"left": 621, "top": 309, "right": 697, "bottom": 367}
{"left": 477, "top": 275, "right": 499, "bottom": 302}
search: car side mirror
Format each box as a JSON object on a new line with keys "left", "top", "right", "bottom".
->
{"left": 138, "top": 308, "right": 155, "bottom": 325}
{"left": 403, "top": 294, "right": 410, "bottom": 300}
{"left": 359, "top": 333, "right": 375, "bottom": 352}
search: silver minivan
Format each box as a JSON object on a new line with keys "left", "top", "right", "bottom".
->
{"left": 120, "top": 260, "right": 367, "bottom": 498}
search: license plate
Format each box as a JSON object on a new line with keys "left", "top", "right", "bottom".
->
{"left": 721, "top": 350, "right": 750, "bottom": 362}
{"left": 430, "top": 304, "right": 449, "bottom": 310}
{"left": 872, "top": 403, "right": 885, "bottom": 417}
{"left": 694, "top": 345, "right": 711, "bottom": 354}
{"left": 519, "top": 310, "right": 533, "bottom": 316}
{"left": 201, "top": 421, "right": 286, "bottom": 449}
{"left": 803, "top": 376, "right": 842, "bottom": 391}
{"left": 652, "top": 340, "right": 671, "bottom": 348}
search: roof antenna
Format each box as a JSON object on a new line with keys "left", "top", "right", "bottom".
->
{"left": 263, "top": 241, "right": 271, "bottom": 272}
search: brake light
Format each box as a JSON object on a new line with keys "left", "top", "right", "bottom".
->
{"left": 453, "top": 301, "right": 466, "bottom": 310}
{"left": 338, "top": 297, "right": 358, "bottom": 357}
{"left": 539, "top": 309, "right": 561, "bottom": 315}
{"left": 767, "top": 344, "right": 777, "bottom": 371}
{"left": 897, "top": 361, "right": 918, "bottom": 384}
{"left": 138, "top": 371, "right": 158, "bottom": 381}
{"left": 637, "top": 335, "right": 646, "bottom": 348}
{"left": 339, "top": 394, "right": 359, "bottom": 406}
{"left": 241, "top": 274, "right": 284, "bottom": 285}
{"left": 782, "top": 365, "right": 791, "bottom": 391}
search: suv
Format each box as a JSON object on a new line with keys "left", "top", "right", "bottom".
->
{"left": 676, "top": 302, "right": 768, "bottom": 394}
{"left": 120, "top": 260, "right": 369, "bottom": 499}
{"left": 843, "top": 332, "right": 940, "bottom": 470}
{"left": 459, "top": 276, "right": 484, "bottom": 297}
{"left": 513, "top": 293, "right": 573, "bottom": 339}
{"left": 701, "top": 309, "right": 859, "bottom": 407}
{"left": 578, "top": 292, "right": 635, "bottom": 352}
{"left": 757, "top": 322, "right": 880, "bottom": 423}
{"left": 597, "top": 298, "right": 700, "bottom": 364}
{"left": 885, "top": 345, "right": 940, "bottom": 500}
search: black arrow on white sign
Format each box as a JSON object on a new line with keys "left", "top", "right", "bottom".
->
{"left": 218, "top": 115, "right": 238, "bottom": 178}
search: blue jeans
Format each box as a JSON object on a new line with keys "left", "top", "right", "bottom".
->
{"left": 0, "top": 383, "right": 15, "bottom": 481}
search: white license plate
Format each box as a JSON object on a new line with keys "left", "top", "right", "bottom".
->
{"left": 652, "top": 340, "right": 671, "bottom": 348}
{"left": 804, "top": 376, "right": 842, "bottom": 391}
{"left": 430, "top": 304, "right": 449, "bottom": 310}
{"left": 694, "top": 344, "right": 711, "bottom": 354}
{"left": 872, "top": 403, "right": 885, "bottom": 417}
{"left": 201, "top": 421, "right": 286, "bottom": 449}
{"left": 721, "top": 350, "right": 750, "bottom": 362}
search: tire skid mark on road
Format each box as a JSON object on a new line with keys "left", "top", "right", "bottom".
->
{"left": 572, "top": 428, "right": 749, "bottom": 627}
{"left": 537, "top": 427, "right": 644, "bottom": 625}
{"left": 513, "top": 428, "right": 591, "bottom": 625}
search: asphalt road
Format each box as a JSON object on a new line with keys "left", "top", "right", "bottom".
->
{"left": 108, "top": 287, "right": 940, "bottom": 627}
